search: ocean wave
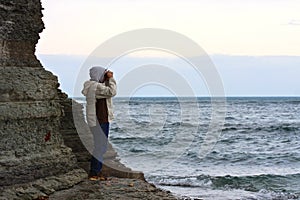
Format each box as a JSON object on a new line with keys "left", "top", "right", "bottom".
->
{"left": 220, "top": 122, "right": 300, "bottom": 133}
{"left": 152, "top": 174, "right": 213, "bottom": 188}
{"left": 225, "top": 116, "right": 236, "bottom": 120}
{"left": 149, "top": 173, "right": 300, "bottom": 198}
{"left": 285, "top": 100, "right": 300, "bottom": 104}
{"left": 129, "top": 147, "right": 148, "bottom": 153}
{"left": 254, "top": 124, "right": 300, "bottom": 132}
{"left": 203, "top": 150, "right": 300, "bottom": 165}
{"left": 222, "top": 126, "right": 238, "bottom": 132}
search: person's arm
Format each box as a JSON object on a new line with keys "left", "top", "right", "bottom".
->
{"left": 95, "top": 77, "right": 117, "bottom": 98}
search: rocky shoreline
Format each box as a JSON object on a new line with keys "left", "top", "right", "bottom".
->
{"left": 0, "top": 142, "right": 180, "bottom": 200}
{"left": 49, "top": 177, "right": 177, "bottom": 200}
{"left": 0, "top": 170, "right": 182, "bottom": 200}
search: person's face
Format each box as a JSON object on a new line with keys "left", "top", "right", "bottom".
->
{"left": 106, "top": 70, "right": 113, "bottom": 78}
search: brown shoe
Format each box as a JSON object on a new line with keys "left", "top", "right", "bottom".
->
{"left": 97, "top": 172, "right": 108, "bottom": 181}
{"left": 88, "top": 176, "right": 99, "bottom": 181}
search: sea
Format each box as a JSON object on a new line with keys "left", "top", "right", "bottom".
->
{"left": 75, "top": 97, "right": 300, "bottom": 200}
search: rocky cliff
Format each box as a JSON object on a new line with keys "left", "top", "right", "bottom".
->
{"left": 0, "top": 0, "right": 86, "bottom": 190}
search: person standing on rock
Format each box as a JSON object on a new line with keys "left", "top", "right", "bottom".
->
{"left": 81, "top": 66, "right": 117, "bottom": 180}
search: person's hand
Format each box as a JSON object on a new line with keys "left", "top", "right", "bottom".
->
{"left": 106, "top": 71, "right": 113, "bottom": 78}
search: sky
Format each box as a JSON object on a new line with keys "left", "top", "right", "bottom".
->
{"left": 36, "top": 0, "right": 300, "bottom": 97}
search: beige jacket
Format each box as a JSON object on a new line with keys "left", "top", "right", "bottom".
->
{"left": 81, "top": 78, "right": 117, "bottom": 127}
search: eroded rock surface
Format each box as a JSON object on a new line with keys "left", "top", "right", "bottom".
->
{"left": 0, "top": 0, "right": 84, "bottom": 187}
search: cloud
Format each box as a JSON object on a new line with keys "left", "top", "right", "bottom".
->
{"left": 288, "top": 20, "right": 300, "bottom": 26}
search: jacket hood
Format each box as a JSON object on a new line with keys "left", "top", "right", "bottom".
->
{"left": 89, "top": 66, "right": 106, "bottom": 82}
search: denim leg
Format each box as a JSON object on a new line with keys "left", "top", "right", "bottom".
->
{"left": 89, "top": 123, "right": 109, "bottom": 176}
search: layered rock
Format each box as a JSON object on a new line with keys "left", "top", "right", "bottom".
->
{"left": 0, "top": 0, "right": 85, "bottom": 187}
{"left": 0, "top": 0, "right": 44, "bottom": 68}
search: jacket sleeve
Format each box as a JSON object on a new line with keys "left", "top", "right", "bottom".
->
{"left": 95, "top": 78, "right": 117, "bottom": 99}
{"left": 81, "top": 81, "right": 89, "bottom": 96}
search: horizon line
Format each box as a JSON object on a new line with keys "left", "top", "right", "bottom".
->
{"left": 71, "top": 95, "right": 300, "bottom": 98}
{"left": 37, "top": 53, "right": 300, "bottom": 58}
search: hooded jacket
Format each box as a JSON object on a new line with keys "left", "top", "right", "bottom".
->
{"left": 81, "top": 67, "right": 117, "bottom": 127}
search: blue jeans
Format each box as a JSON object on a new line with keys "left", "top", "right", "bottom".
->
{"left": 89, "top": 122, "right": 109, "bottom": 176}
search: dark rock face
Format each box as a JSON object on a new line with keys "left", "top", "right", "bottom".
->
{"left": 0, "top": 0, "right": 84, "bottom": 187}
